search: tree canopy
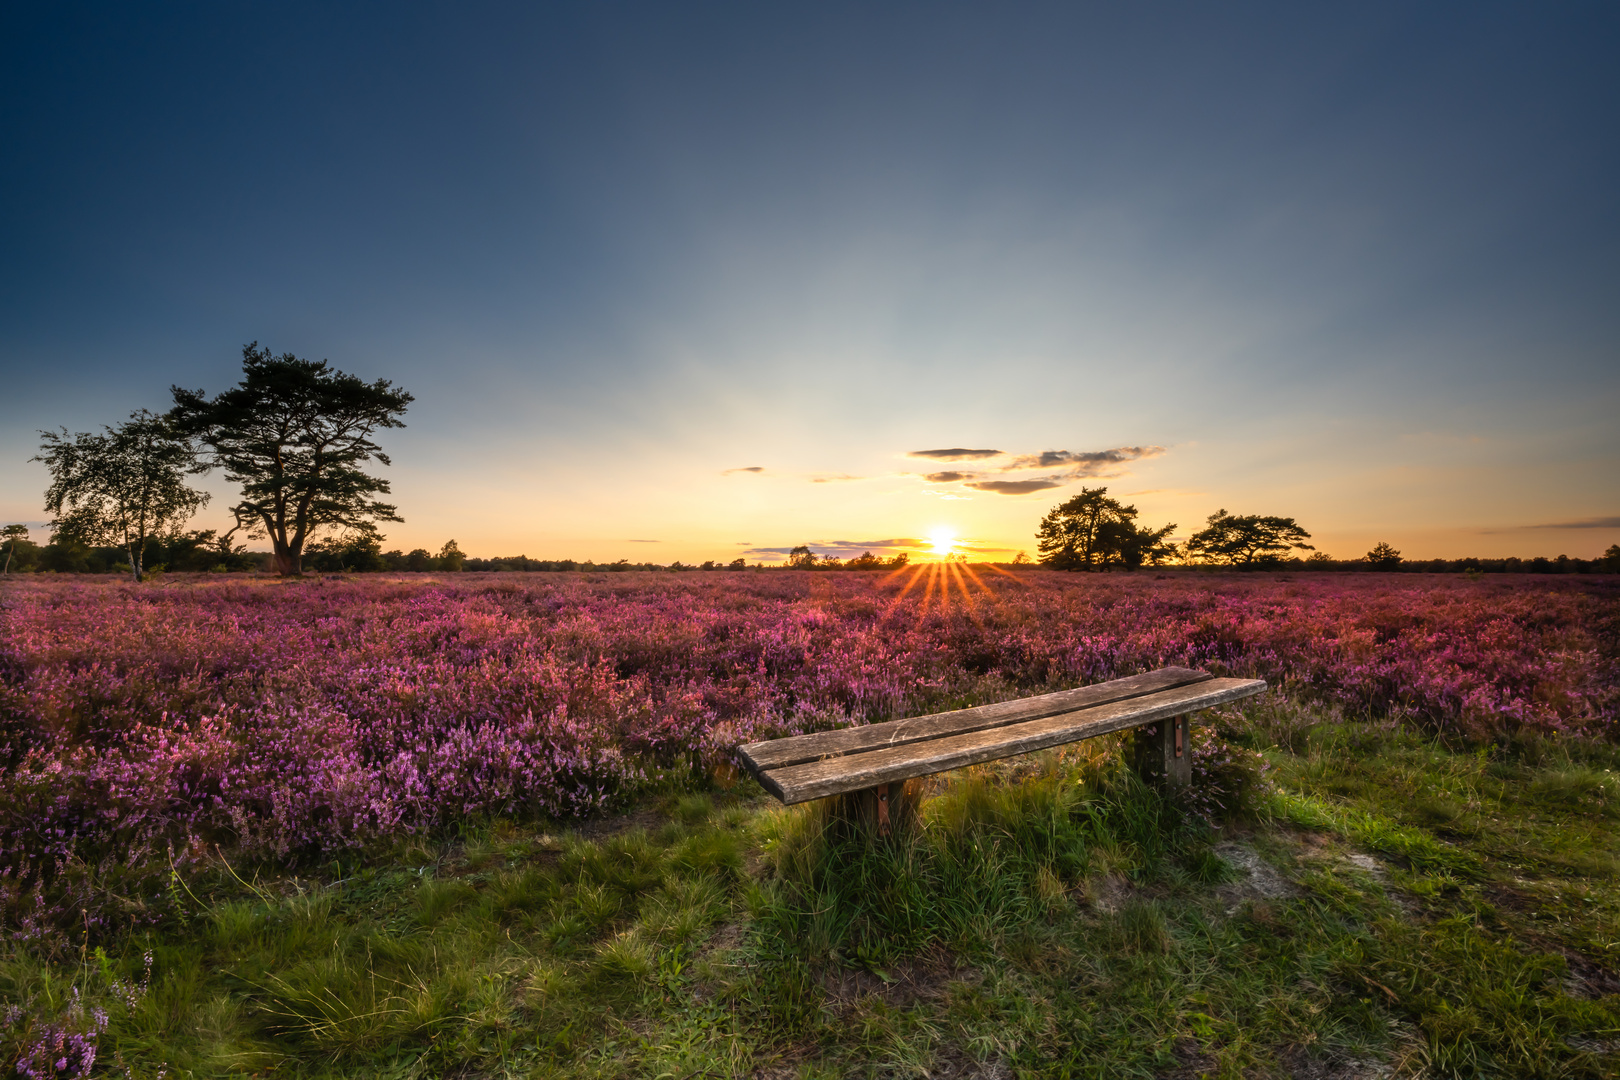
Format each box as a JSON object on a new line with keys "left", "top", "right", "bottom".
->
{"left": 1185, "top": 509, "right": 1314, "bottom": 565}
{"left": 33, "top": 410, "right": 208, "bottom": 582}
{"left": 1365, "top": 542, "right": 1402, "bottom": 570}
{"left": 169, "top": 343, "right": 413, "bottom": 576}
{"left": 1036, "top": 487, "right": 1176, "bottom": 571}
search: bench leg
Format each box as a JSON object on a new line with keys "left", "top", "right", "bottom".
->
{"left": 1131, "top": 713, "right": 1192, "bottom": 788}
{"left": 823, "top": 780, "right": 922, "bottom": 839}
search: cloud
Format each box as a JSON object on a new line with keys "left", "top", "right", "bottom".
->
{"left": 908, "top": 448, "right": 1003, "bottom": 461}
{"left": 1527, "top": 515, "right": 1620, "bottom": 530}
{"left": 628, "top": 538, "right": 660, "bottom": 543}
{"left": 965, "top": 478, "right": 1068, "bottom": 495}
{"left": 1481, "top": 514, "right": 1620, "bottom": 534}
{"left": 1003, "top": 446, "right": 1165, "bottom": 473}
{"left": 924, "top": 470, "right": 976, "bottom": 482}
{"left": 811, "top": 473, "right": 865, "bottom": 483}
{"left": 722, "top": 466, "right": 765, "bottom": 475}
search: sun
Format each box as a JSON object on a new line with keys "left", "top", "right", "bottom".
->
{"left": 928, "top": 527, "right": 957, "bottom": 559}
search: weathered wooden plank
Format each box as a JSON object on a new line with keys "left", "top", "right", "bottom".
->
{"left": 755, "top": 677, "right": 1266, "bottom": 804}
{"left": 738, "top": 666, "right": 1213, "bottom": 776}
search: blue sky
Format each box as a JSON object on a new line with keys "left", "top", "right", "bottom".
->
{"left": 3, "top": 2, "right": 1616, "bottom": 561}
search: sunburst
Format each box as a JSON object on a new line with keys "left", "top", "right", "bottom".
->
{"left": 881, "top": 539, "right": 1008, "bottom": 622}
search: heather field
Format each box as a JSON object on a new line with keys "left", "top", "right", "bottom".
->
{"left": 3, "top": 570, "right": 1619, "bottom": 1077}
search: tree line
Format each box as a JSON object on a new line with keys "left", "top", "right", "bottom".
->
{"left": 8, "top": 525, "right": 1615, "bottom": 578}
{"left": 1032, "top": 487, "right": 1620, "bottom": 574}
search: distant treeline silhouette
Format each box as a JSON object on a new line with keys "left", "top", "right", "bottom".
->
{"left": 2, "top": 527, "right": 1616, "bottom": 577}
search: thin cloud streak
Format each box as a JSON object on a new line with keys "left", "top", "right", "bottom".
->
{"left": 908, "top": 448, "right": 1003, "bottom": 461}
{"left": 966, "top": 479, "right": 1067, "bottom": 495}
{"left": 1479, "top": 515, "right": 1620, "bottom": 534}
{"left": 1529, "top": 515, "right": 1620, "bottom": 530}
{"left": 1002, "top": 446, "right": 1165, "bottom": 472}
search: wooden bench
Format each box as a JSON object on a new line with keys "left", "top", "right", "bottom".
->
{"left": 737, "top": 666, "right": 1266, "bottom": 833}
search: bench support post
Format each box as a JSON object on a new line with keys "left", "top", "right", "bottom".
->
{"left": 823, "top": 780, "right": 920, "bottom": 840}
{"left": 1131, "top": 713, "right": 1192, "bottom": 789}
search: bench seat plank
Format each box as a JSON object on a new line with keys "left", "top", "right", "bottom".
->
{"left": 739, "top": 665, "right": 1213, "bottom": 773}
{"left": 752, "top": 676, "right": 1266, "bottom": 804}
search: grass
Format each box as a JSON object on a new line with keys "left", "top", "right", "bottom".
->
{"left": 3, "top": 700, "right": 1620, "bottom": 1078}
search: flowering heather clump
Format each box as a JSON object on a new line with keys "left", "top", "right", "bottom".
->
{"left": 0, "top": 570, "right": 1614, "bottom": 895}
{"left": 5, "top": 989, "right": 107, "bottom": 1079}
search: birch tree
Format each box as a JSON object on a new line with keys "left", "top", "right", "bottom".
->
{"left": 34, "top": 411, "right": 208, "bottom": 582}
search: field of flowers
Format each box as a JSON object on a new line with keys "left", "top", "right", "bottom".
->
{"left": 2, "top": 568, "right": 1616, "bottom": 886}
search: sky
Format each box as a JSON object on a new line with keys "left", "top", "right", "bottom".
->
{"left": 2, "top": 2, "right": 1617, "bottom": 564}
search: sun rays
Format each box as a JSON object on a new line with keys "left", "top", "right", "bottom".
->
{"left": 882, "top": 555, "right": 1004, "bottom": 622}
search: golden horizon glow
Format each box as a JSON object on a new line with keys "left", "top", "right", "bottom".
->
{"left": 928, "top": 527, "right": 958, "bottom": 559}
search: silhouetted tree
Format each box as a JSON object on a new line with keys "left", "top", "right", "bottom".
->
{"left": 438, "top": 540, "right": 465, "bottom": 571}
{"left": 787, "top": 545, "right": 817, "bottom": 569}
{"left": 1097, "top": 518, "right": 1179, "bottom": 570}
{"left": 1037, "top": 487, "right": 1175, "bottom": 571}
{"left": 1038, "top": 488, "right": 1120, "bottom": 569}
{"left": 169, "top": 343, "right": 412, "bottom": 576}
{"left": 1365, "top": 542, "right": 1402, "bottom": 571}
{"left": 34, "top": 410, "right": 208, "bottom": 582}
{"left": 1185, "top": 509, "right": 1314, "bottom": 566}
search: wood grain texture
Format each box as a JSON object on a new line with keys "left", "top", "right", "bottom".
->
{"left": 738, "top": 666, "right": 1212, "bottom": 776}
{"left": 754, "top": 677, "right": 1266, "bottom": 804}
